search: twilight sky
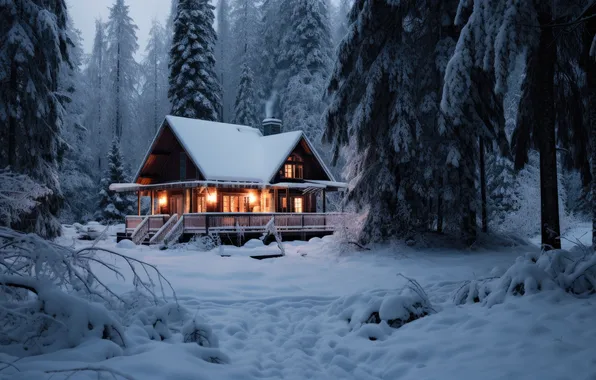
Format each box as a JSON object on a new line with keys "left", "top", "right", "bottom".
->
{"left": 68, "top": 0, "right": 172, "bottom": 61}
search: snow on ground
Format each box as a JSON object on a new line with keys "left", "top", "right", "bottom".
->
{"left": 5, "top": 225, "right": 596, "bottom": 380}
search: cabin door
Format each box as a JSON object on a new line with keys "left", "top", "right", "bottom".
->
{"left": 169, "top": 194, "right": 184, "bottom": 216}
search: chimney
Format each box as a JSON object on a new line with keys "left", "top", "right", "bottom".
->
{"left": 262, "top": 118, "right": 282, "bottom": 136}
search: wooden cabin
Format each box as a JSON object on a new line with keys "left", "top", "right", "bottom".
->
{"left": 111, "top": 116, "right": 347, "bottom": 245}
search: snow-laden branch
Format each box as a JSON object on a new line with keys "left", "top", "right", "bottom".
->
{"left": 0, "top": 227, "right": 177, "bottom": 355}
{"left": 0, "top": 168, "right": 52, "bottom": 226}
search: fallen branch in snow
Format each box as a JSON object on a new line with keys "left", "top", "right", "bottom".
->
{"left": 261, "top": 217, "right": 285, "bottom": 256}
{"left": 0, "top": 227, "right": 177, "bottom": 355}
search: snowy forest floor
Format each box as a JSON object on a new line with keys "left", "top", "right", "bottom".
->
{"left": 5, "top": 224, "right": 596, "bottom": 380}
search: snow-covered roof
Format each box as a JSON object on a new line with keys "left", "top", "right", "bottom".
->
{"left": 135, "top": 116, "right": 336, "bottom": 184}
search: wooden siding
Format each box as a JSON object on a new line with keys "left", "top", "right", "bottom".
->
{"left": 137, "top": 123, "right": 202, "bottom": 185}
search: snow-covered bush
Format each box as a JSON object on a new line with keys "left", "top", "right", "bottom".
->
{"left": 333, "top": 275, "right": 434, "bottom": 338}
{"left": 453, "top": 248, "right": 596, "bottom": 307}
{"left": 261, "top": 217, "right": 285, "bottom": 255}
{"left": 0, "top": 227, "right": 175, "bottom": 356}
{"left": 452, "top": 278, "right": 496, "bottom": 305}
{"left": 189, "top": 234, "right": 222, "bottom": 251}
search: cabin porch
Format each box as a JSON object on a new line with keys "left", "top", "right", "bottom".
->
{"left": 117, "top": 212, "right": 345, "bottom": 246}
{"left": 111, "top": 180, "right": 347, "bottom": 246}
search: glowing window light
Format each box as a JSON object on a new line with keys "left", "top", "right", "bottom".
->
{"left": 207, "top": 190, "right": 217, "bottom": 203}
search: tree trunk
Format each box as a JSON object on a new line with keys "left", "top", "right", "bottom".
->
{"left": 437, "top": 177, "right": 443, "bottom": 233}
{"left": 479, "top": 138, "right": 488, "bottom": 233}
{"left": 536, "top": 9, "right": 561, "bottom": 250}
{"left": 8, "top": 60, "right": 17, "bottom": 168}
{"left": 590, "top": 91, "right": 596, "bottom": 251}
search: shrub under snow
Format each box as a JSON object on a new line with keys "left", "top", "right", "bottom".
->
{"left": 332, "top": 275, "right": 434, "bottom": 340}
{"left": 454, "top": 248, "right": 596, "bottom": 307}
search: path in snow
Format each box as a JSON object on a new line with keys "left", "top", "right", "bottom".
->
{"left": 13, "top": 224, "right": 595, "bottom": 380}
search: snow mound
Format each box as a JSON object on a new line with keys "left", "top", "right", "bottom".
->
{"left": 331, "top": 277, "right": 434, "bottom": 339}
{"left": 243, "top": 238, "right": 264, "bottom": 248}
{"left": 116, "top": 239, "right": 136, "bottom": 249}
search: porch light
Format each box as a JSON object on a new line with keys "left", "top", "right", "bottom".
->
{"left": 207, "top": 190, "right": 217, "bottom": 203}
{"left": 249, "top": 193, "right": 257, "bottom": 204}
{"left": 158, "top": 195, "right": 167, "bottom": 206}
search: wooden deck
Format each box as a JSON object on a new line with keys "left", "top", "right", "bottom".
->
{"left": 120, "top": 212, "right": 345, "bottom": 246}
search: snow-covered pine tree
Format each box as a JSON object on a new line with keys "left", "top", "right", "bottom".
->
{"left": 139, "top": 20, "right": 170, "bottom": 138}
{"left": 169, "top": 0, "right": 221, "bottom": 121}
{"left": 84, "top": 20, "right": 110, "bottom": 172}
{"left": 324, "top": 0, "right": 460, "bottom": 242}
{"left": 443, "top": 0, "right": 587, "bottom": 249}
{"left": 0, "top": 0, "right": 72, "bottom": 238}
{"left": 105, "top": 0, "right": 139, "bottom": 142}
{"left": 234, "top": 63, "right": 259, "bottom": 127}
{"left": 59, "top": 22, "right": 97, "bottom": 223}
{"left": 257, "top": 0, "right": 284, "bottom": 113}
{"left": 330, "top": 0, "right": 351, "bottom": 47}
{"left": 215, "top": 0, "right": 234, "bottom": 122}
{"left": 230, "top": 0, "right": 261, "bottom": 74}
{"left": 277, "top": 0, "right": 333, "bottom": 142}
{"left": 96, "top": 139, "right": 134, "bottom": 222}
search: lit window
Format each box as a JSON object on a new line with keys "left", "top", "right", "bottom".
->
{"left": 196, "top": 196, "right": 205, "bottom": 212}
{"left": 223, "top": 195, "right": 230, "bottom": 212}
{"left": 281, "top": 196, "right": 287, "bottom": 210}
{"left": 294, "top": 197, "right": 303, "bottom": 213}
{"left": 283, "top": 163, "right": 303, "bottom": 179}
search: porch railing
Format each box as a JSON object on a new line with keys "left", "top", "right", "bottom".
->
{"left": 126, "top": 215, "right": 169, "bottom": 245}
{"left": 125, "top": 213, "right": 345, "bottom": 240}
{"left": 182, "top": 212, "right": 343, "bottom": 234}
{"left": 149, "top": 214, "right": 178, "bottom": 245}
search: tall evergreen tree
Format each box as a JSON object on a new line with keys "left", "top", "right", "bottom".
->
{"left": 234, "top": 63, "right": 259, "bottom": 127}
{"left": 278, "top": 0, "right": 333, "bottom": 141}
{"left": 169, "top": 0, "right": 221, "bottom": 120}
{"left": 324, "top": 0, "right": 462, "bottom": 242}
{"left": 0, "top": 0, "right": 72, "bottom": 238}
{"left": 105, "top": 0, "right": 139, "bottom": 140}
{"left": 96, "top": 138, "right": 134, "bottom": 221}
{"left": 59, "top": 23, "right": 96, "bottom": 223}
{"left": 215, "top": 0, "right": 233, "bottom": 122}
{"left": 140, "top": 20, "right": 170, "bottom": 136}
{"left": 85, "top": 20, "right": 109, "bottom": 171}
{"left": 444, "top": 0, "right": 588, "bottom": 249}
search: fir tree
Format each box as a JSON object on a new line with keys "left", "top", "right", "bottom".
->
{"left": 324, "top": 0, "right": 461, "bottom": 242}
{"left": 105, "top": 0, "right": 139, "bottom": 140}
{"left": 96, "top": 139, "right": 134, "bottom": 221}
{"left": 84, "top": 20, "right": 109, "bottom": 171}
{"left": 59, "top": 23, "right": 97, "bottom": 223}
{"left": 169, "top": 0, "right": 221, "bottom": 121}
{"left": 233, "top": 63, "right": 259, "bottom": 127}
{"left": 215, "top": 0, "right": 233, "bottom": 122}
{"left": 140, "top": 20, "right": 170, "bottom": 136}
{"left": 0, "top": 0, "right": 72, "bottom": 238}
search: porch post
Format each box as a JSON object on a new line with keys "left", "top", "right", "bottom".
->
{"left": 137, "top": 191, "right": 141, "bottom": 216}
{"left": 285, "top": 187, "right": 290, "bottom": 212}
{"left": 150, "top": 190, "right": 155, "bottom": 215}
{"left": 322, "top": 189, "right": 326, "bottom": 213}
{"left": 273, "top": 189, "right": 278, "bottom": 212}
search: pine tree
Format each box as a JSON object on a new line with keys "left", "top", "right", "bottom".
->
{"left": 140, "top": 20, "right": 170, "bottom": 137}
{"left": 0, "top": 0, "right": 72, "bottom": 238}
{"left": 60, "top": 23, "right": 97, "bottom": 223}
{"left": 277, "top": 0, "right": 333, "bottom": 142}
{"left": 215, "top": 0, "right": 233, "bottom": 122}
{"left": 96, "top": 139, "right": 134, "bottom": 221}
{"left": 169, "top": 0, "right": 221, "bottom": 120}
{"left": 233, "top": 63, "right": 259, "bottom": 127}
{"left": 105, "top": 0, "right": 139, "bottom": 140}
{"left": 84, "top": 20, "right": 109, "bottom": 172}
{"left": 324, "top": 0, "right": 461, "bottom": 242}
{"left": 230, "top": 0, "right": 261, "bottom": 75}
{"left": 443, "top": 0, "right": 588, "bottom": 249}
